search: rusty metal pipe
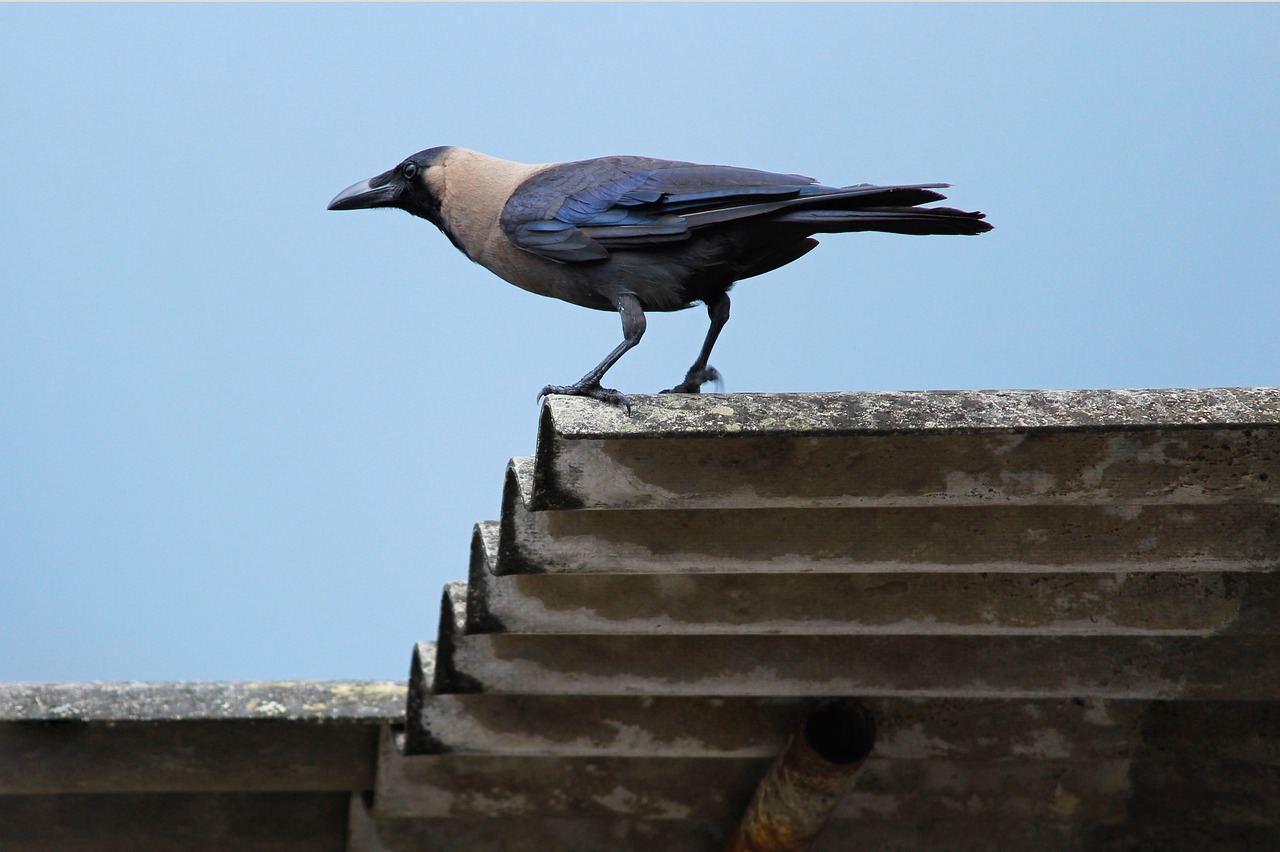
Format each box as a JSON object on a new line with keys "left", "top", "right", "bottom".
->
{"left": 726, "top": 700, "right": 876, "bottom": 852}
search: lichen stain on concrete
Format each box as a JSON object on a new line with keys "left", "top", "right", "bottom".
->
{"left": 553, "top": 391, "right": 1280, "bottom": 443}
{"left": 603, "top": 786, "right": 693, "bottom": 819}
{"left": 1104, "top": 504, "right": 1145, "bottom": 521}
{"left": 1051, "top": 783, "right": 1080, "bottom": 816}
{"left": 456, "top": 789, "right": 530, "bottom": 817}
{"left": 560, "top": 441, "right": 686, "bottom": 507}
{"left": 879, "top": 722, "right": 955, "bottom": 758}
{"left": 1000, "top": 469, "right": 1060, "bottom": 495}
{"left": 592, "top": 785, "right": 639, "bottom": 814}
{"left": 570, "top": 424, "right": 1278, "bottom": 510}
{"left": 1081, "top": 698, "right": 1115, "bottom": 727}
{"left": 990, "top": 432, "right": 1028, "bottom": 456}
{"left": 1011, "top": 727, "right": 1072, "bottom": 759}
{"left": 330, "top": 682, "right": 407, "bottom": 700}
{"left": 1021, "top": 526, "right": 1051, "bottom": 543}
{"left": 1207, "top": 596, "right": 1243, "bottom": 633}
{"left": 543, "top": 786, "right": 572, "bottom": 813}
{"left": 599, "top": 719, "right": 718, "bottom": 755}
{"left": 943, "top": 470, "right": 999, "bottom": 500}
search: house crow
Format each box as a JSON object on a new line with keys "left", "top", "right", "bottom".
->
{"left": 329, "top": 147, "right": 992, "bottom": 407}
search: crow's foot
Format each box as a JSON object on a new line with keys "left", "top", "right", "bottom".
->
{"left": 539, "top": 381, "right": 631, "bottom": 412}
{"left": 660, "top": 366, "right": 722, "bottom": 395}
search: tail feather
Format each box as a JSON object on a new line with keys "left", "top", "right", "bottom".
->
{"left": 774, "top": 206, "right": 992, "bottom": 236}
{"left": 681, "top": 182, "right": 991, "bottom": 235}
{"left": 795, "top": 183, "right": 951, "bottom": 209}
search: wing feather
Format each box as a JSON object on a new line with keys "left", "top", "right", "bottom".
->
{"left": 498, "top": 156, "right": 977, "bottom": 263}
{"left": 500, "top": 157, "right": 818, "bottom": 263}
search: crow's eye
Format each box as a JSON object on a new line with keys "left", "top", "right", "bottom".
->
{"left": 402, "top": 162, "right": 418, "bottom": 179}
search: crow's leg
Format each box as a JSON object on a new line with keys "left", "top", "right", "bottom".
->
{"left": 662, "top": 293, "right": 730, "bottom": 394}
{"left": 540, "top": 293, "right": 646, "bottom": 411}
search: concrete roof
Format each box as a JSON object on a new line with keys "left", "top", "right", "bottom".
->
{"left": 1, "top": 681, "right": 403, "bottom": 851}
{"left": 5, "top": 388, "right": 1279, "bottom": 851}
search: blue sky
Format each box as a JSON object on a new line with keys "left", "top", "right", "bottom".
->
{"left": 3, "top": 4, "right": 1277, "bottom": 682}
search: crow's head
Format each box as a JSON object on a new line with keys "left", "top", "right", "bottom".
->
{"left": 328, "top": 146, "right": 453, "bottom": 228}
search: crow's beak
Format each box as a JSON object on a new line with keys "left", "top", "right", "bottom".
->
{"left": 328, "top": 174, "right": 402, "bottom": 210}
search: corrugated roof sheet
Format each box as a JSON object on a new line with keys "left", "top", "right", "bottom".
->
{"left": 4, "top": 389, "right": 1279, "bottom": 851}
{"left": 372, "top": 389, "right": 1280, "bottom": 851}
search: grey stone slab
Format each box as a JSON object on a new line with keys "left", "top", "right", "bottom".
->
{"left": 0, "top": 681, "right": 402, "bottom": 795}
{"left": 536, "top": 427, "right": 1280, "bottom": 511}
{"left": 0, "top": 720, "right": 382, "bottom": 795}
{"left": 433, "top": 582, "right": 479, "bottom": 696}
{"left": 355, "top": 814, "right": 734, "bottom": 852}
{"left": 435, "top": 587, "right": 1280, "bottom": 698}
{"left": 0, "top": 792, "right": 350, "bottom": 852}
{"left": 376, "top": 729, "right": 762, "bottom": 821}
{"left": 0, "top": 680, "right": 405, "bottom": 723}
{"left": 404, "top": 642, "right": 435, "bottom": 754}
{"left": 481, "top": 567, "right": 1275, "bottom": 637}
{"left": 541, "top": 389, "right": 1280, "bottom": 442}
{"left": 0, "top": 681, "right": 403, "bottom": 795}
{"left": 446, "top": 631, "right": 1280, "bottom": 699}
{"left": 498, "top": 461, "right": 1280, "bottom": 576}
{"left": 347, "top": 792, "right": 391, "bottom": 852}
{"left": 412, "top": 693, "right": 808, "bottom": 758}
{"left": 379, "top": 728, "right": 1274, "bottom": 826}
{"left": 470, "top": 522, "right": 1277, "bottom": 636}
{"left": 437, "top": 578, "right": 1280, "bottom": 699}
{"left": 531, "top": 390, "right": 1280, "bottom": 510}
{"left": 352, "top": 814, "right": 1278, "bottom": 852}
{"left": 408, "top": 693, "right": 1280, "bottom": 766}
{"left": 1087, "top": 823, "right": 1280, "bottom": 852}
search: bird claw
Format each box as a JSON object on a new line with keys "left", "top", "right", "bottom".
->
{"left": 660, "top": 366, "right": 723, "bottom": 395}
{"left": 539, "top": 381, "right": 631, "bottom": 413}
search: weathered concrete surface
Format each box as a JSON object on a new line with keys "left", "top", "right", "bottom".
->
{"left": 392, "top": 392, "right": 1280, "bottom": 846}
{"left": 470, "top": 522, "right": 1277, "bottom": 636}
{"left": 353, "top": 814, "right": 1280, "bottom": 852}
{"left": 446, "top": 630, "right": 1280, "bottom": 700}
{"left": 532, "top": 390, "right": 1280, "bottom": 510}
{"left": 0, "top": 680, "right": 405, "bottom": 722}
{"left": 541, "top": 389, "right": 1280, "bottom": 441}
{"left": 410, "top": 692, "right": 1280, "bottom": 764}
{"left": 499, "top": 464, "right": 1280, "bottom": 577}
{"left": 352, "top": 813, "right": 735, "bottom": 852}
{"left": 434, "top": 582, "right": 481, "bottom": 696}
{"left": 0, "top": 720, "right": 383, "bottom": 795}
{"left": 480, "top": 567, "right": 1271, "bottom": 637}
{"left": 379, "top": 717, "right": 1280, "bottom": 843}
{"left": 437, "top": 581, "right": 1280, "bottom": 699}
{"left": 0, "top": 681, "right": 404, "bottom": 794}
{"left": 0, "top": 791, "right": 350, "bottom": 852}
{"left": 13, "top": 391, "right": 1280, "bottom": 849}
{"left": 537, "top": 428, "right": 1280, "bottom": 510}
{"left": 404, "top": 642, "right": 437, "bottom": 755}
{"left": 381, "top": 723, "right": 1211, "bottom": 826}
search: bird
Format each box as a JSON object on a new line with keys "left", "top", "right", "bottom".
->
{"left": 328, "top": 147, "right": 992, "bottom": 408}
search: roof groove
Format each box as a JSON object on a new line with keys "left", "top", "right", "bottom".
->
{"left": 5, "top": 390, "right": 1279, "bottom": 850}
{"left": 387, "top": 390, "right": 1280, "bottom": 850}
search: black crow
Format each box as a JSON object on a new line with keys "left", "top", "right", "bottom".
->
{"left": 329, "top": 147, "right": 991, "bottom": 408}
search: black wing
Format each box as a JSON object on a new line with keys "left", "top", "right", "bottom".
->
{"left": 499, "top": 156, "right": 976, "bottom": 263}
{"left": 499, "top": 157, "right": 819, "bottom": 263}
